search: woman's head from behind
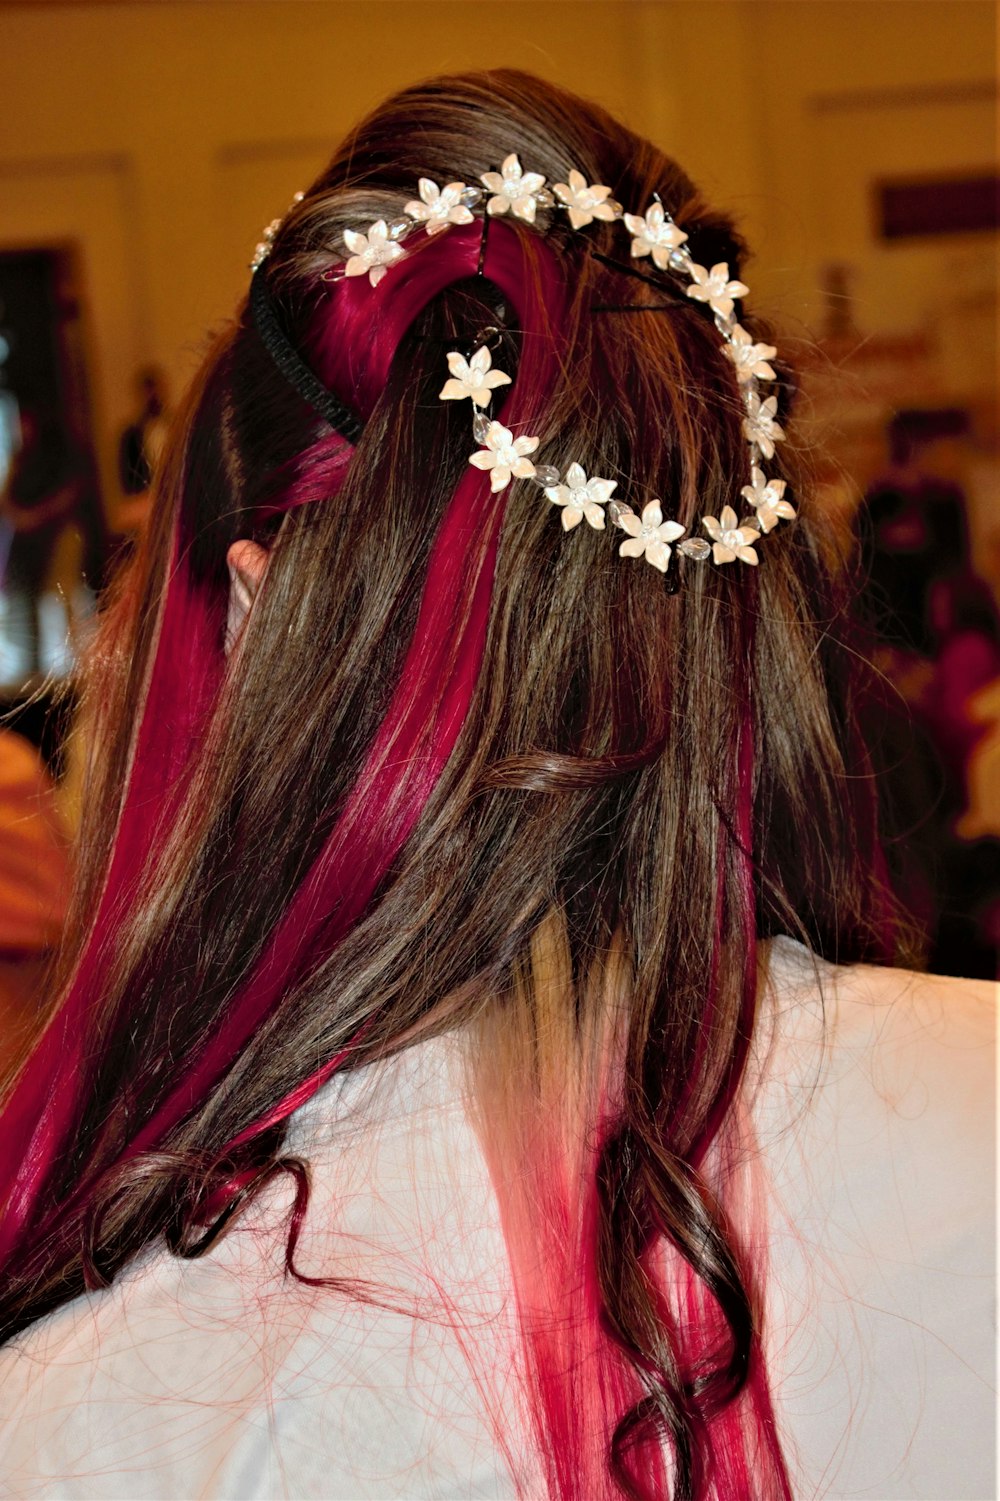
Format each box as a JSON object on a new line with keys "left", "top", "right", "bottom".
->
{"left": 1, "top": 70, "right": 898, "bottom": 1500}
{"left": 151, "top": 66, "right": 866, "bottom": 1005}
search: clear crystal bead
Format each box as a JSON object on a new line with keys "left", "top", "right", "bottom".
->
{"left": 607, "top": 501, "right": 633, "bottom": 525}
{"left": 714, "top": 309, "right": 737, "bottom": 335}
{"left": 677, "top": 538, "right": 711, "bottom": 561}
{"left": 475, "top": 324, "right": 503, "bottom": 351}
{"left": 387, "top": 218, "right": 411, "bottom": 241}
{"left": 472, "top": 411, "right": 492, "bottom": 443}
{"left": 460, "top": 185, "right": 483, "bottom": 208}
{"left": 668, "top": 248, "right": 690, "bottom": 271}
{"left": 535, "top": 189, "right": 554, "bottom": 208}
{"left": 605, "top": 199, "right": 624, "bottom": 219}
{"left": 532, "top": 464, "right": 561, "bottom": 486}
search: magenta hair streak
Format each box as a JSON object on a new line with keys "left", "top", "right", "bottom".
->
{"left": 0, "top": 222, "right": 567, "bottom": 1257}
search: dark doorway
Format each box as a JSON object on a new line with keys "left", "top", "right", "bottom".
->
{"left": 0, "top": 246, "right": 104, "bottom": 688}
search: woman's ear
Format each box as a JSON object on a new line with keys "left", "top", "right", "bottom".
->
{"left": 225, "top": 539, "right": 270, "bottom": 655}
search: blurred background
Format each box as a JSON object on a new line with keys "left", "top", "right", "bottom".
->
{"left": 0, "top": 0, "right": 996, "bottom": 1041}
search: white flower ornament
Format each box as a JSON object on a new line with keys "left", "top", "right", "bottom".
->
{"left": 724, "top": 325, "right": 777, "bottom": 385}
{"left": 404, "top": 178, "right": 476, "bottom": 236}
{"left": 686, "top": 262, "right": 750, "bottom": 320}
{"left": 702, "top": 506, "right": 760, "bottom": 565}
{"left": 439, "top": 346, "right": 512, "bottom": 407}
{"left": 251, "top": 217, "right": 283, "bottom": 273}
{"left": 741, "top": 467, "right": 796, "bottom": 533}
{"left": 544, "top": 463, "right": 616, "bottom": 531}
{"left": 247, "top": 147, "right": 798, "bottom": 576}
{"left": 481, "top": 154, "right": 548, "bottom": 223}
{"left": 343, "top": 220, "right": 407, "bottom": 287}
{"left": 469, "top": 420, "right": 539, "bottom": 493}
{"left": 618, "top": 502, "right": 686, "bottom": 572}
{"left": 250, "top": 190, "right": 304, "bottom": 271}
{"left": 624, "top": 203, "right": 688, "bottom": 271}
{"left": 742, "top": 392, "right": 785, "bottom": 461}
{"left": 553, "top": 171, "right": 618, "bottom": 231}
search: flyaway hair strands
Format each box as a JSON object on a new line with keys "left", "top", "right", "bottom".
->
{"left": 0, "top": 70, "right": 903, "bottom": 1501}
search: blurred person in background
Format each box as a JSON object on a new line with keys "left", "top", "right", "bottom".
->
{"left": 925, "top": 571, "right": 1000, "bottom": 802}
{"left": 924, "top": 572, "right": 1000, "bottom": 977}
{"left": 118, "top": 365, "right": 170, "bottom": 497}
{"left": 860, "top": 411, "right": 1000, "bottom": 977}
{"left": 958, "top": 678, "right": 1000, "bottom": 964}
{"left": 114, "top": 364, "right": 171, "bottom": 548}
{"left": 861, "top": 410, "right": 970, "bottom": 660}
{"left": 0, "top": 73, "right": 992, "bottom": 1501}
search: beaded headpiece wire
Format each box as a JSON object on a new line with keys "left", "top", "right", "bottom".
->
{"left": 250, "top": 156, "right": 795, "bottom": 580}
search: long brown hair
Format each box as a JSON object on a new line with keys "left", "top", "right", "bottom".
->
{"left": 0, "top": 71, "right": 902, "bottom": 1498}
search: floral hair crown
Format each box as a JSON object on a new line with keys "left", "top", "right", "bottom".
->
{"left": 250, "top": 156, "right": 795, "bottom": 579}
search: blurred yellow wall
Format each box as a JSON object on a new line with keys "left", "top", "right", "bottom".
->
{"left": 0, "top": 0, "right": 995, "bottom": 527}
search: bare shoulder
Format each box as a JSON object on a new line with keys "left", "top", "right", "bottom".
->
{"left": 831, "top": 950, "right": 996, "bottom": 1031}
{"left": 757, "top": 936, "right": 995, "bottom": 1257}
{"left": 759, "top": 940, "right": 996, "bottom": 1500}
{"left": 827, "top": 954, "right": 994, "bottom": 1167}
{"left": 763, "top": 936, "right": 995, "bottom": 1084}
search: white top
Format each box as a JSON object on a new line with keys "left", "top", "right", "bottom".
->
{"left": 0, "top": 940, "right": 994, "bottom": 1500}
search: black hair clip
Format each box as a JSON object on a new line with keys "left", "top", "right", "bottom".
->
{"left": 587, "top": 246, "right": 679, "bottom": 293}
{"left": 249, "top": 271, "right": 365, "bottom": 445}
{"left": 476, "top": 209, "right": 491, "bottom": 277}
{"left": 586, "top": 246, "right": 683, "bottom": 315}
